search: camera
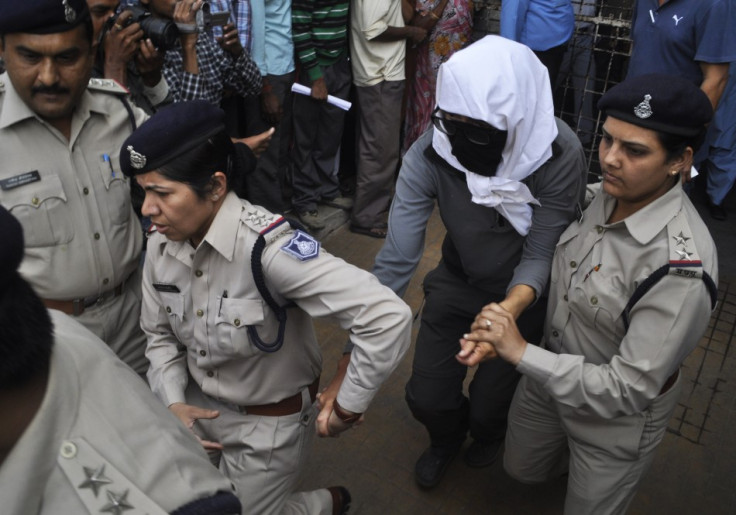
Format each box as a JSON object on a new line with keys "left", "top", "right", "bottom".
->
{"left": 106, "top": 5, "right": 179, "bottom": 51}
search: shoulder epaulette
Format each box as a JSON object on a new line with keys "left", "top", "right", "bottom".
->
{"left": 622, "top": 212, "right": 718, "bottom": 330}
{"left": 57, "top": 438, "right": 168, "bottom": 514}
{"left": 241, "top": 208, "right": 292, "bottom": 244}
{"left": 87, "top": 77, "right": 129, "bottom": 96}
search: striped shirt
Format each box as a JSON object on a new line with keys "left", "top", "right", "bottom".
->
{"left": 292, "top": 0, "right": 349, "bottom": 81}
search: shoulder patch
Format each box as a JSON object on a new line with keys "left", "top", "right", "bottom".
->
{"left": 281, "top": 230, "right": 320, "bottom": 262}
{"left": 87, "top": 78, "right": 129, "bottom": 95}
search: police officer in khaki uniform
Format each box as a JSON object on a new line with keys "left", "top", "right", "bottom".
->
{"left": 120, "top": 101, "right": 413, "bottom": 515}
{"left": 0, "top": 205, "right": 241, "bottom": 515}
{"left": 0, "top": 0, "right": 148, "bottom": 373}
{"left": 460, "top": 74, "right": 719, "bottom": 514}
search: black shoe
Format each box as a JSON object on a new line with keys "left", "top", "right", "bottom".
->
{"left": 709, "top": 200, "right": 727, "bottom": 221}
{"left": 328, "top": 486, "right": 351, "bottom": 515}
{"left": 414, "top": 445, "right": 459, "bottom": 489}
{"left": 463, "top": 439, "right": 502, "bottom": 468}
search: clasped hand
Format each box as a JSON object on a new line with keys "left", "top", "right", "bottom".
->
{"left": 457, "top": 303, "right": 528, "bottom": 367}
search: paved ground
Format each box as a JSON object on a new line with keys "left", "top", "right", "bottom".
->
{"left": 296, "top": 185, "right": 736, "bottom": 514}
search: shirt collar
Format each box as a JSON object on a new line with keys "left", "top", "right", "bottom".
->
{"left": 161, "top": 192, "right": 242, "bottom": 264}
{"left": 602, "top": 183, "right": 683, "bottom": 245}
{"left": 201, "top": 192, "right": 243, "bottom": 261}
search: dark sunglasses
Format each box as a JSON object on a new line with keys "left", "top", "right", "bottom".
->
{"left": 431, "top": 107, "right": 501, "bottom": 146}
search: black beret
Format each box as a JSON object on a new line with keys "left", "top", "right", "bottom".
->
{"left": 598, "top": 74, "right": 713, "bottom": 137}
{"left": 0, "top": 0, "right": 89, "bottom": 35}
{"left": 120, "top": 100, "right": 226, "bottom": 177}
{"left": 0, "top": 205, "right": 24, "bottom": 290}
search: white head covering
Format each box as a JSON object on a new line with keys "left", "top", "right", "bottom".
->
{"left": 432, "top": 35, "right": 558, "bottom": 236}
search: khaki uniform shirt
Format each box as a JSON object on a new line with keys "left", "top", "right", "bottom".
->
{"left": 0, "top": 310, "right": 237, "bottom": 515}
{"left": 142, "top": 193, "right": 412, "bottom": 413}
{"left": 518, "top": 184, "right": 718, "bottom": 419}
{"left": 0, "top": 73, "right": 144, "bottom": 300}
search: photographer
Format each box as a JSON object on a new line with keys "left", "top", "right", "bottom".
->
{"left": 140, "top": 0, "right": 262, "bottom": 104}
{"left": 88, "top": 0, "right": 172, "bottom": 114}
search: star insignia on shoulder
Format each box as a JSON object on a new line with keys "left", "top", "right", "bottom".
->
{"left": 675, "top": 248, "right": 693, "bottom": 260}
{"left": 78, "top": 464, "right": 112, "bottom": 497}
{"left": 101, "top": 489, "right": 134, "bottom": 514}
{"left": 673, "top": 231, "right": 691, "bottom": 247}
{"left": 246, "top": 210, "right": 272, "bottom": 228}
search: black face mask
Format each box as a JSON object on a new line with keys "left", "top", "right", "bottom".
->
{"left": 449, "top": 130, "right": 508, "bottom": 176}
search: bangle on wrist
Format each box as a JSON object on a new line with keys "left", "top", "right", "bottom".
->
{"left": 333, "top": 399, "right": 362, "bottom": 425}
{"left": 429, "top": 11, "right": 439, "bottom": 20}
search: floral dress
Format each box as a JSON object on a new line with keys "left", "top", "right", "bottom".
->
{"left": 403, "top": 0, "right": 474, "bottom": 153}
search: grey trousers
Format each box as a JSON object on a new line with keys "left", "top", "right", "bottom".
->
{"left": 242, "top": 72, "right": 295, "bottom": 213}
{"left": 291, "top": 55, "right": 352, "bottom": 213}
{"left": 186, "top": 380, "right": 332, "bottom": 515}
{"left": 351, "top": 80, "right": 404, "bottom": 228}
{"left": 504, "top": 373, "right": 682, "bottom": 515}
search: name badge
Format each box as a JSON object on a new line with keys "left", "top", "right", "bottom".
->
{"left": 0, "top": 171, "right": 41, "bottom": 191}
{"left": 152, "top": 283, "right": 181, "bottom": 293}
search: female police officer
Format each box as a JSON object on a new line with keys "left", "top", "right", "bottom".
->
{"left": 119, "top": 100, "right": 412, "bottom": 514}
{"left": 460, "top": 74, "right": 719, "bottom": 513}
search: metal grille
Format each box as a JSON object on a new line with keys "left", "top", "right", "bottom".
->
{"left": 473, "top": 0, "right": 635, "bottom": 179}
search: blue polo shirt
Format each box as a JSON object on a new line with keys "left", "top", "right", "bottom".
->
{"left": 500, "top": 0, "right": 574, "bottom": 52}
{"left": 627, "top": 0, "right": 736, "bottom": 84}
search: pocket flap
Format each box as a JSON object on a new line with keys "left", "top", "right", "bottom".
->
{"left": 217, "top": 298, "right": 265, "bottom": 327}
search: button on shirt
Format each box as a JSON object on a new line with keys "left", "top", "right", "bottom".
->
{"left": 518, "top": 184, "right": 718, "bottom": 419}
{"left": 0, "top": 73, "right": 144, "bottom": 299}
{"left": 142, "top": 192, "right": 411, "bottom": 412}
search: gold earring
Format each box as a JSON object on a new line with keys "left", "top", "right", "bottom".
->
{"left": 671, "top": 170, "right": 679, "bottom": 176}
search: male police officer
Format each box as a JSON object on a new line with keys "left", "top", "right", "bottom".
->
{"left": 0, "top": 0, "right": 148, "bottom": 373}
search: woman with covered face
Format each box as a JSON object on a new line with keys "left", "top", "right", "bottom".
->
{"left": 339, "top": 36, "right": 588, "bottom": 488}
{"left": 119, "top": 100, "right": 412, "bottom": 514}
{"left": 460, "top": 74, "right": 718, "bottom": 513}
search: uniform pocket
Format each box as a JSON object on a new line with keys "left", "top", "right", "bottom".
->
{"left": 96, "top": 154, "right": 131, "bottom": 225}
{"left": 159, "top": 292, "right": 187, "bottom": 339}
{"left": 216, "top": 297, "right": 268, "bottom": 357}
{"left": 3, "top": 174, "right": 73, "bottom": 247}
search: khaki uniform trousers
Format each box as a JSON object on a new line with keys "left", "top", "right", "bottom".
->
{"left": 504, "top": 374, "right": 682, "bottom": 515}
{"left": 75, "top": 268, "right": 147, "bottom": 375}
{"left": 186, "top": 380, "right": 332, "bottom": 514}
